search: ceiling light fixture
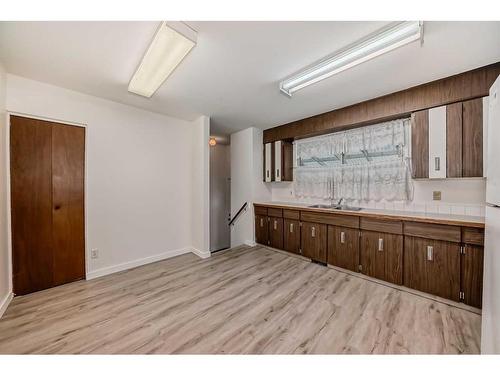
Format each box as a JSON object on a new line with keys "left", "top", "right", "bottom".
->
{"left": 279, "top": 21, "right": 423, "bottom": 97}
{"left": 128, "top": 22, "right": 197, "bottom": 98}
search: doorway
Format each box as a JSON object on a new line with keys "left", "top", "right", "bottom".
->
{"left": 9, "top": 115, "right": 86, "bottom": 295}
{"left": 209, "top": 135, "right": 230, "bottom": 252}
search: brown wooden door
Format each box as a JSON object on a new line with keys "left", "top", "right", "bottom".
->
{"left": 10, "top": 116, "right": 85, "bottom": 295}
{"left": 269, "top": 217, "right": 283, "bottom": 249}
{"left": 284, "top": 219, "right": 300, "bottom": 254}
{"left": 360, "top": 231, "right": 403, "bottom": 285}
{"left": 404, "top": 236, "right": 460, "bottom": 301}
{"left": 327, "top": 226, "right": 359, "bottom": 272}
{"left": 411, "top": 110, "right": 429, "bottom": 178}
{"left": 10, "top": 117, "right": 54, "bottom": 295}
{"left": 462, "top": 98, "right": 483, "bottom": 177}
{"left": 461, "top": 244, "right": 484, "bottom": 308}
{"left": 301, "top": 222, "right": 327, "bottom": 263}
{"left": 51, "top": 124, "right": 86, "bottom": 286}
{"left": 255, "top": 215, "right": 269, "bottom": 245}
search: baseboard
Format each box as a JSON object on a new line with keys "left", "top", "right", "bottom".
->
{"left": 86, "top": 247, "right": 192, "bottom": 280}
{"left": 244, "top": 240, "right": 256, "bottom": 247}
{"left": 191, "top": 247, "right": 211, "bottom": 259}
{"left": 0, "top": 291, "right": 13, "bottom": 319}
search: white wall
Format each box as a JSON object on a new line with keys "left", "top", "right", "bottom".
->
{"left": 4, "top": 74, "right": 210, "bottom": 281}
{"left": 230, "top": 127, "right": 270, "bottom": 247}
{"left": 191, "top": 115, "right": 210, "bottom": 257}
{"left": 0, "top": 63, "right": 12, "bottom": 317}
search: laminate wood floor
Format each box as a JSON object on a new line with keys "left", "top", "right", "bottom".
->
{"left": 0, "top": 246, "right": 481, "bottom": 354}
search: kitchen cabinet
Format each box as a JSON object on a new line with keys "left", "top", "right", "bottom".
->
{"left": 284, "top": 218, "right": 301, "bottom": 254}
{"left": 412, "top": 97, "right": 487, "bottom": 179}
{"left": 460, "top": 244, "right": 484, "bottom": 308}
{"left": 327, "top": 226, "right": 359, "bottom": 272}
{"left": 428, "top": 106, "right": 447, "bottom": 179}
{"left": 269, "top": 217, "right": 284, "bottom": 249}
{"left": 301, "top": 222, "right": 327, "bottom": 263}
{"left": 263, "top": 140, "right": 293, "bottom": 182}
{"left": 255, "top": 214, "right": 269, "bottom": 245}
{"left": 404, "top": 236, "right": 461, "bottom": 301}
{"left": 360, "top": 231, "right": 403, "bottom": 285}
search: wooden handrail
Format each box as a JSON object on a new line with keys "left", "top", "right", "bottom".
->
{"left": 228, "top": 202, "right": 248, "bottom": 226}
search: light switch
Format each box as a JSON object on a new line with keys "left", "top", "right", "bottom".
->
{"left": 433, "top": 191, "right": 442, "bottom": 201}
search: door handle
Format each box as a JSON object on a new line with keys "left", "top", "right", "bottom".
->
{"left": 260, "top": 218, "right": 264, "bottom": 227}
{"left": 277, "top": 169, "right": 280, "bottom": 178}
{"left": 340, "top": 231, "right": 345, "bottom": 244}
{"left": 290, "top": 223, "right": 294, "bottom": 233}
{"left": 378, "top": 238, "right": 384, "bottom": 251}
{"left": 267, "top": 170, "right": 270, "bottom": 178}
{"left": 427, "top": 245, "right": 433, "bottom": 261}
{"left": 311, "top": 226, "right": 316, "bottom": 238}
{"left": 434, "top": 157, "right": 440, "bottom": 171}
{"left": 274, "top": 220, "right": 277, "bottom": 230}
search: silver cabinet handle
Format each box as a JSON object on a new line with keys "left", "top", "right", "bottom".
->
{"left": 290, "top": 223, "right": 294, "bottom": 233}
{"left": 277, "top": 169, "right": 280, "bottom": 178}
{"left": 260, "top": 218, "right": 264, "bottom": 227}
{"left": 378, "top": 238, "right": 384, "bottom": 251}
{"left": 435, "top": 157, "right": 440, "bottom": 171}
{"left": 427, "top": 245, "right": 433, "bottom": 261}
{"left": 274, "top": 220, "right": 277, "bottom": 230}
{"left": 311, "top": 226, "right": 316, "bottom": 238}
{"left": 340, "top": 231, "right": 345, "bottom": 244}
{"left": 267, "top": 170, "right": 270, "bottom": 178}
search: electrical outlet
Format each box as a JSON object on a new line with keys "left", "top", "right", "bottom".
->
{"left": 91, "top": 249, "right": 99, "bottom": 259}
{"left": 433, "top": 191, "right": 442, "bottom": 201}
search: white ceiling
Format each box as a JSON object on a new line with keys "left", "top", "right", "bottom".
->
{"left": 1, "top": 21, "right": 499, "bottom": 134}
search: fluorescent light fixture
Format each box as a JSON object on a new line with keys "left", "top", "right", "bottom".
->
{"left": 279, "top": 21, "right": 423, "bottom": 97}
{"left": 128, "top": 22, "right": 196, "bottom": 97}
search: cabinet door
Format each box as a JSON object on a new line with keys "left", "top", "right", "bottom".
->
{"left": 269, "top": 217, "right": 284, "bottom": 249}
{"left": 284, "top": 219, "right": 300, "bottom": 254}
{"left": 327, "top": 226, "right": 359, "bottom": 272}
{"left": 428, "top": 106, "right": 447, "bottom": 179}
{"left": 446, "top": 102, "right": 463, "bottom": 178}
{"left": 404, "top": 236, "right": 460, "bottom": 301}
{"left": 264, "top": 143, "right": 273, "bottom": 182}
{"left": 360, "top": 231, "right": 403, "bottom": 285}
{"left": 461, "top": 244, "right": 484, "bottom": 308}
{"left": 301, "top": 222, "right": 327, "bottom": 263}
{"left": 274, "top": 141, "right": 282, "bottom": 182}
{"left": 463, "top": 98, "right": 483, "bottom": 177}
{"left": 411, "top": 110, "right": 429, "bottom": 178}
{"left": 255, "top": 215, "right": 269, "bottom": 245}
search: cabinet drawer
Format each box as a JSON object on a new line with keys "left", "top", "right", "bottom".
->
{"left": 360, "top": 217, "right": 403, "bottom": 235}
{"left": 462, "top": 227, "right": 484, "bottom": 246}
{"left": 254, "top": 206, "right": 268, "bottom": 216}
{"left": 283, "top": 209, "right": 300, "bottom": 220}
{"left": 268, "top": 207, "right": 283, "bottom": 218}
{"left": 300, "top": 211, "right": 359, "bottom": 229}
{"left": 404, "top": 221, "right": 461, "bottom": 243}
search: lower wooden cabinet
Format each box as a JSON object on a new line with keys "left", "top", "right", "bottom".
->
{"left": 327, "top": 226, "right": 359, "bottom": 272}
{"left": 269, "top": 217, "right": 284, "bottom": 249}
{"left": 284, "top": 219, "right": 300, "bottom": 254}
{"left": 404, "top": 236, "right": 461, "bottom": 301}
{"left": 360, "top": 231, "right": 403, "bottom": 285}
{"left": 461, "top": 244, "right": 484, "bottom": 308}
{"left": 255, "top": 214, "right": 269, "bottom": 245}
{"left": 301, "top": 222, "right": 327, "bottom": 263}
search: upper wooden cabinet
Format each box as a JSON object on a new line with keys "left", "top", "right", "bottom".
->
{"left": 263, "top": 140, "right": 293, "bottom": 182}
{"left": 411, "top": 97, "right": 488, "bottom": 179}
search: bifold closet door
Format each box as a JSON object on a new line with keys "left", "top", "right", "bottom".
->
{"left": 10, "top": 116, "right": 85, "bottom": 295}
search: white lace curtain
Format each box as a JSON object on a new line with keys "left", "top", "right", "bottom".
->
{"left": 294, "top": 118, "right": 413, "bottom": 202}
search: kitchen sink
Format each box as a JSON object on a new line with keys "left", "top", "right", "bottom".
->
{"left": 308, "top": 204, "right": 362, "bottom": 211}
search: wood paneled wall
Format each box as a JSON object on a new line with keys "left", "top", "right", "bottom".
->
{"left": 263, "top": 62, "right": 500, "bottom": 143}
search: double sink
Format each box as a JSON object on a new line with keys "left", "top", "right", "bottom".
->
{"left": 308, "top": 203, "right": 362, "bottom": 211}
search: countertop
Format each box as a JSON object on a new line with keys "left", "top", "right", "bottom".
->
{"left": 254, "top": 201, "right": 485, "bottom": 228}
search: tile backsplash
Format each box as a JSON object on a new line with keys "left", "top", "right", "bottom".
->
{"left": 270, "top": 178, "right": 486, "bottom": 217}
